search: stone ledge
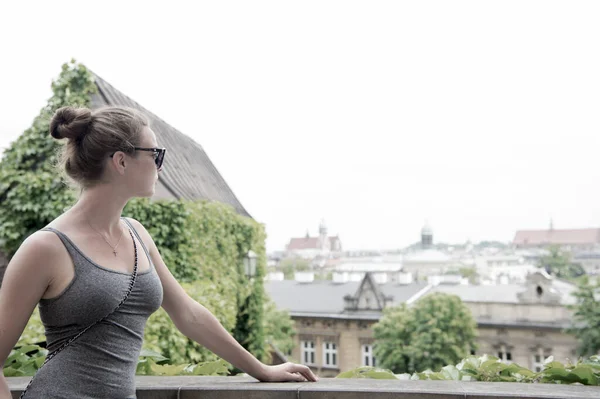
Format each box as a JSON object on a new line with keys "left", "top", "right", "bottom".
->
{"left": 7, "top": 376, "right": 600, "bottom": 398}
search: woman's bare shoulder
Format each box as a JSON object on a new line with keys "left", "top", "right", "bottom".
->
{"left": 13, "top": 230, "right": 65, "bottom": 263}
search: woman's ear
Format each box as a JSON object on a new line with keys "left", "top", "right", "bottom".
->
{"left": 110, "top": 151, "right": 128, "bottom": 175}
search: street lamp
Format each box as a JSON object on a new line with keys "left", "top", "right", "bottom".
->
{"left": 244, "top": 250, "right": 257, "bottom": 278}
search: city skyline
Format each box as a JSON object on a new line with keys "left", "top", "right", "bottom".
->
{"left": 1, "top": 1, "right": 600, "bottom": 252}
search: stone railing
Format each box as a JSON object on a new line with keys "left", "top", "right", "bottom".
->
{"left": 7, "top": 376, "right": 599, "bottom": 398}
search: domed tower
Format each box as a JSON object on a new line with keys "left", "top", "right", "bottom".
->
{"left": 421, "top": 221, "right": 433, "bottom": 249}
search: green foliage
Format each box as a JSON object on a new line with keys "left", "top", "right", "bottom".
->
{"left": 125, "top": 198, "right": 270, "bottom": 363}
{"left": 336, "top": 366, "right": 398, "bottom": 379}
{"left": 123, "top": 199, "right": 194, "bottom": 282}
{"left": 3, "top": 346, "right": 228, "bottom": 377}
{"left": 2, "top": 345, "right": 47, "bottom": 377}
{"left": 568, "top": 276, "right": 600, "bottom": 356}
{"left": 263, "top": 298, "right": 296, "bottom": 356}
{"left": 0, "top": 60, "right": 94, "bottom": 257}
{"left": 142, "top": 280, "right": 238, "bottom": 364}
{"left": 16, "top": 308, "right": 46, "bottom": 347}
{"left": 373, "top": 293, "right": 478, "bottom": 374}
{"left": 278, "top": 258, "right": 311, "bottom": 280}
{"left": 538, "top": 245, "right": 585, "bottom": 281}
{"left": 457, "top": 267, "right": 479, "bottom": 284}
{"left": 339, "top": 354, "right": 600, "bottom": 386}
{"left": 136, "top": 349, "right": 229, "bottom": 376}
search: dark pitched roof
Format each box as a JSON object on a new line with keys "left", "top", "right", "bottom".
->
{"left": 89, "top": 72, "right": 251, "bottom": 218}
{"left": 264, "top": 279, "right": 428, "bottom": 318}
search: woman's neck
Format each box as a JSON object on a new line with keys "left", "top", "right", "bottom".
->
{"left": 68, "top": 184, "right": 130, "bottom": 234}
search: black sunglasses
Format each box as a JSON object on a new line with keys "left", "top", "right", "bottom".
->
{"left": 110, "top": 147, "right": 166, "bottom": 170}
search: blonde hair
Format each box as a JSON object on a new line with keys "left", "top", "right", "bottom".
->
{"left": 50, "top": 106, "right": 149, "bottom": 188}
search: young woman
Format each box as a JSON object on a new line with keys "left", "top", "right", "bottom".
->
{"left": 0, "top": 106, "right": 317, "bottom": 398}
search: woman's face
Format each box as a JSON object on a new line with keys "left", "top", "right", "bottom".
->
{"left": 126, "top": 127, "right": 162, "bottom": 198}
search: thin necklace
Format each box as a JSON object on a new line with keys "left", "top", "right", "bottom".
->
{"left": 86, "top": 219, "right": 125, "bottom": 257}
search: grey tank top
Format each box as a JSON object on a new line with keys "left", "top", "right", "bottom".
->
{"left": 23, "top": 218, "right": 164, "bottom": 399}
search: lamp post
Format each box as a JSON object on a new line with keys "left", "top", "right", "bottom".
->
{"left": 244, "top": 250, "right": 257, "bottom": 278}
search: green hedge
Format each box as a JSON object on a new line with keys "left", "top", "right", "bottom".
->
{"left": 337, "top": 354, "right": 600, "bottom": 385}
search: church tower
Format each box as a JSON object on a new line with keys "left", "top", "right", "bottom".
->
{"left": 421, "top": 221, "right": 433, "bottom": 249}
{"left": 319, "top": 219, "right": 330, "bottom": 251}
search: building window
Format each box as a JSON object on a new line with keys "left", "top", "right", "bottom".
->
{"left": 532, "top": 347, "right": 548, "bottom": 372}
{"left": 497, "top": 344, "right": 512, "bottom": 364}
{"left": 323, "top": 341, "right": 338, "bottom": 368}
{"left": 301, "top": 340, "right": 315, "bottom": 365}
{"left": 361, "top": 344, "right": 376, "bottom": 367}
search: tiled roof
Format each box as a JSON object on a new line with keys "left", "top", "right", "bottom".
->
{"left": 513, "top": 228, "right": 600, "bottom": 246}
{"left": 287, "top": 236, "right": 340, "bottom": 250}
{"left": 89, "top": 72, "right": 250, "bottom": 218}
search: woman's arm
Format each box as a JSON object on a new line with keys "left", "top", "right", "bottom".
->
{"left": 126, "top": 218, "right": 317, "bottom": 382}
{"left": 0, "top": 232, "right": 60, "bottom": 398}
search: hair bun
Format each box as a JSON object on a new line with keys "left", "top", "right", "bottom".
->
{"left": 50, "top": 106, "right": 92, "bottom": 140}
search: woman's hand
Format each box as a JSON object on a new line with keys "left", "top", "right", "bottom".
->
{"left": 257, "top": 362, "right": 319, "bottom": 382}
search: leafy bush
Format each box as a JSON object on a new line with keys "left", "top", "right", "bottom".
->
{"left": 337, "top": 354, "right": 600, "bottom": 386}
{"left": 136, "top": 349, "right": 229, "bottom": 376}
{"left": 142, "top": 279, "right": 238, "bottom": 364}
{"left": 2, "top": 345, "right": 47, "bottom": 377}
{"left": 3, "top": 346, "right": 228, "bottom": 377}
{"left": 263, "top": 298, "right": 296, "bottom": 356}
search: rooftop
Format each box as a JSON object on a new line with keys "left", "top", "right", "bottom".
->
{"left": 91, "top": 72, "right": 251, "bottom": 218}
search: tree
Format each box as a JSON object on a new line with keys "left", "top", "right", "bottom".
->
{"left": 0, "top": 60, "right": 93, "bottom": 258}
{"left": 262, "top": 298, "right": 296, "bottom": 356}
{"left": 373, "top": 293, "right": 477, "bottom": 374}
{"left": 278, "top": 258, "right": 311, "bottom": 280}
{"left": 458, "top": 267, "right": 479, "bottom": 284}
{"left": 538, "top": 245, "right": 585, "bottom": 281}
{"left": 568, "top": 276, "right": 600, "bottom": 356}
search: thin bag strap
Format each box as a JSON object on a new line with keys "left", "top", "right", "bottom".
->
{"left": 20, "top": 227, "right": 139, "bottom": 399}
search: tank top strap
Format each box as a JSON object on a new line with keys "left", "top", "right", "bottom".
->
{"left": 121, "top": 217, "right": 153, "bottom": 265}
{"left": 41, "top": 227, "right": 86, "bottom": 273}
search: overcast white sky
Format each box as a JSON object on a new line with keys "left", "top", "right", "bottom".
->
{"left": 1, "top": 1, "right": 599, "bottom": 252}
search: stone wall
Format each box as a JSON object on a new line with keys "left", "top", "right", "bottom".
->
{"left": 6, "top": 376, "right": 599, "bottom": 399}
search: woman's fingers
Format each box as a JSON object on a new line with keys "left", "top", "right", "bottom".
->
{"left": 286, "top": 363, "right": 318, "bottom": 382}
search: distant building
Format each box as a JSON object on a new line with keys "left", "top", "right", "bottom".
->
{"left": 265, "top": 272, "right": 427, "bottom": 376}
{"left": 513, "top": 225, "right": 600, "bottom": 252}
{"left": 285, "top": 220, "right": 342, "bottom": 259}
{"left": 333, "top": 258, "right": 404, "bottom": 284}
{"left": 402, "top": 223, "right": 456, "bottom": 278}
{"left": 572, "top": 251, "right": 600, "bottom": 275}
{"left": 474, "top": 254, "right": 540, "bottom": 284}
{"left": 430, "top": 271, "right": 577, "bottom": 370}
{"left": 265, "top": 270, "right": 578, "bottom": 377}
